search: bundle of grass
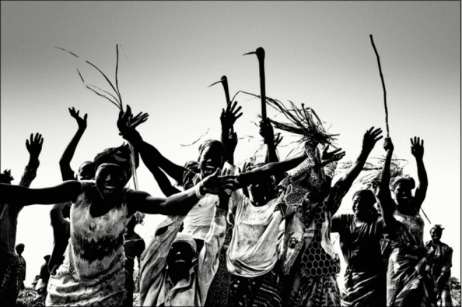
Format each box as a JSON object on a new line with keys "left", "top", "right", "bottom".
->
{"left": 56, "top": 45, "right": 146, "bottom": 190}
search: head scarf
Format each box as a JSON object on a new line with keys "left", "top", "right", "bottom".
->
{"left": 430, "top": 224, "right": 444, "bottom": 233}
{"left": 352, "top": 189, "right": 376, "bottom": 204}
{"left": 172, "top": 233, "right": 197, "bottom": 253}
{"left": 93, "top": 143, "right": 133, "bottom": 181}
{"left": 391, "top": 176, "right": 415, "bottom": 191}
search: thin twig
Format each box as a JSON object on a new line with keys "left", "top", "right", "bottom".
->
{"left": 370, "top": 35, "right": 390, "bottom": 136}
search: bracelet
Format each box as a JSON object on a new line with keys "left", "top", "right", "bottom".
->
{"left": 195, "top": 183, "right": 205, "bottom": 199}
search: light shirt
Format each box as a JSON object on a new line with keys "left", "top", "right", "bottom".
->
{"left": 227, "top": 191, "right": 283, "bottom": 278}
{"left": 140, "top": 207, "right": 227, "bottom": 307}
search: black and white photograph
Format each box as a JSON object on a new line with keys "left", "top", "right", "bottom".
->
{"left": 1, "top": 1, "right": 460, "bottom": 306}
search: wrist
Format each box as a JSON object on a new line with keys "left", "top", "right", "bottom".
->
{"left": 195, "top": 183, "right": 206, "bottom": 199}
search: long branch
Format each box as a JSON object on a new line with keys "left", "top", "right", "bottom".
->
{"left": 370, "top": 35, "right": 390, "bottom": 137}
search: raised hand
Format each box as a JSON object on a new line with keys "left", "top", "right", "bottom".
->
{"left": 362, "top": 127, "right": 383, "bottom": 153}
{"left": 68, "top": 107, "right": 87, "bottom": 131}
{"left": 129, "top": 111, "right": 149, "bottom": 129}
{"left": 26, "top": 133, "right": 43, "bottom": 159}
{"left": 199, "top": 169, "right": 238, "bottom": 195}
{"left": 383, "top": 137, "right": 394, "bottom": 153}
{"left": 220, "top": 101, "right": 243, "bottom": 130}
{"left": 117, "top": 105, "right": 142, "bottom": 141}
{"left": 410, "top": 136, "right": 424, "bottom": 159}
{"left": 320, "top": 145, "right": 345, "bottom": 166}
{"left": 259, "top": 118, "right": 274, "bottom": 144}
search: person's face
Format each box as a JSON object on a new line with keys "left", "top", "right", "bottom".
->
{"left": 198, "top": 146, "right": 224, "bottom": 178}
{"left": 248, "top": 177, "right": 274, "bottom": 205}
{"left": 394, "top": 182, "right": 413, "bottom": 205}
{"left": 78, "top": 162, "right": 95, "bottom": 181}
{"left": 167, "top": 242, "right": 195, "bottom": 273}
{"left": 431, "top": 229, "right": 442, "bottom": 241}
{"left": 352, "top": 195, "right": 374, "bottom": 214}
{"left": 95, "top": 165, "right": 127, "bottom": 200}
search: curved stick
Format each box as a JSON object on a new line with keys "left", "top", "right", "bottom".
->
{"left": 370, "top": 35, "right": 390, "bottom": 137}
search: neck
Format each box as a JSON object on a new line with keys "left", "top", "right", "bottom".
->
{"left": 432, "top": 239, "right": 440, "bottom": 244}
{"left": 169, "top": 269, "right": 189, "bottom": 284}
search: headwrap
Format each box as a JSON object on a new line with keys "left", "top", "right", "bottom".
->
{"left": 430, "top": 224, "right": 444, "bottom": 233}
{"left": 352, "top": 189, "right": 376, "bottom": 204}
{"left": 391, "top": 176, "right": 415, "bottom": 191}
{"left": 93, "top": 143, "right": 134, "bottom": 181}
{"left": 172, "top": 233, "right": 197, "bottom": 253}
{"left": 198, "top": 139, "right": 227, "bottom": 161}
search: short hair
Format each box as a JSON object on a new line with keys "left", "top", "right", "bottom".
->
{"left": 15, "top": 243, "right": 25, "bottom": 251}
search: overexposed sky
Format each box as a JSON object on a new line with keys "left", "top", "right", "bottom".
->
{"left": 1, "top": 1, "right": 459, "bottom": 286}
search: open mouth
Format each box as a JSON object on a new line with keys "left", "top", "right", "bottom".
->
{"left": 104, "top": 185, "right": 117, "bottom": 193}
{"left": 203, "top": 165, "right": 215, "bottom": 176}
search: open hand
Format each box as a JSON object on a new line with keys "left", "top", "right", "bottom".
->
{"left": 26, "top": 133, "right": 43, "bottom": 159}
{"left": 200, "top": 169, "right": 238, "bottom": 195}
{"left": 117, "top": 105, "right": 144, "bottom": 141}
{"left": 410, "top": 137, "right": 424, "bottom": 159}
{"left": 362, "top": 127, "right": 383, "bottom": 153}
{"left": 220, "top": 101, "right": 243, "bottom": 130}
{"left": 383, "top": 137, "right": 394, "bottom": 152}
{"left": 69, "top": 107, "right": 87, "bottom": 131}
{"left": 320, "top": 145, "right": 345, "bottom": 166}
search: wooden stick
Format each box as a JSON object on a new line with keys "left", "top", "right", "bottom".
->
{"left": 370, "top": 35, "right": 390, "bottom": 136}
{"left": 256, "top": 47, "right": 267, "bottom": 120}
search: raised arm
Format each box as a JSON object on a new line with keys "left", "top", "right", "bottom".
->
{"left": 336, "top": 127, "right": 382, "bottom": 190}
{"left": 375, "top": 138, "right": 396, "bottom": 229}
{"left": 198, "top": 193, "right": 229, "bottom": 299}
{"left": 117, "top": 105, "right": 187, "bottom": 183}
{"left": 59, "top": 108, "right": 87, "bottom": 181}
{"left": 20, "top": 133, "right": 43, "bottom": 188}
{"left": 127, "top": 169, "right": 237, "bottom": 216}
{"left": 259, "top": 118, "right": 281, "bottom": 164}
{"left": 410, "top": 137, "right": 427, "bottom": 210}
{"left": 236, "top": 153, "right": 306, "bottom": 187}
{"left": 220, "top": 101, "right": 242, "bottom": 164}
{"left": 122, "top": 128, "right": 180, "bottom": 197}
{"left": 0, "top": 181, "right": 81, "bottom": 206}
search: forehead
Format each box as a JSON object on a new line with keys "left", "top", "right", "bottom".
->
{"left": 200, "top": 145, "right": 223, "bottom": 158}
{"left": 171, "top": 242, "right": 194, "bottom": 252}
{"left": 96, "top": 164, "right": 125, "bottom": 177}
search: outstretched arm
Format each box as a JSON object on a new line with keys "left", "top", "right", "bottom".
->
{"left": 0, "top": 181, "right": 81, "bottom": 206}
{"left": 127, "top": 169, "right": 237, "bottom": 216}
{"left": 259, "top": 119, "right": 285, "bottom": 184}
{"left": 118, "top": 105, "right": 187, "bottom": 183}
{"left": 376, "top": 138, "right": 396, "bottom": 229}
{"left": 236, "top": 153, "right": 306, "bottom": 187}
{"left": 220, "top": 101, "right": 242, "bottom": 164}
{"left": 411, "top": 137, "right": 427, "bottom": 211}
{"left": 59, "top": 108, "right": 87, "bottom": 181}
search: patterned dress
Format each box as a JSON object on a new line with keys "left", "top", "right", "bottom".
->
{"left": 386, "top": 209, "right": 436, "bottom": 307}
{"left": 331, "top": 214, "right": 386, "bottom": 307}
{"left": 425, "top": 241, "right": 453, "bottom": 307}
{"left": 279, "top": 144, "right": 345, "bottom": 307}
{"left": 46, "top": 181, "right": 133, "bottom": 306}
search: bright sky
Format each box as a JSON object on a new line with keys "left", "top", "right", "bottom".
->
{"left": 1, "top": 1, "right": 460, "bottom": 287}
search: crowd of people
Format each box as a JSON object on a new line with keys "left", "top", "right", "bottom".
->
{"left": 0, "top": 95, "right": 455, "bottom": 307}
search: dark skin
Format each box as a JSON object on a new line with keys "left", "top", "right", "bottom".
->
{"left": 60, "top": 107, "right": 146, "bottom": 181}
{"left": 236, "top": 143, "right": 345, "bottom": 207}
{"left": 394, "top": 137, "right": 427, "bottom": 215}
{"left": 429, "top": 228, "right": 447, "bottom": 289}
{"left": 352, "top": 195, "right": 376, "bottom": 225}
{"left": 166, "top": 193, "right": 230, "bottom": 284}
{"left": 118, "top": 105, "right": 226, "bottom": 190}
{"left": 59, "top": 107, "right": 90, "bottom": 181}
{"left": 220, "top": 101, "right": 243, "bottom": 165}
